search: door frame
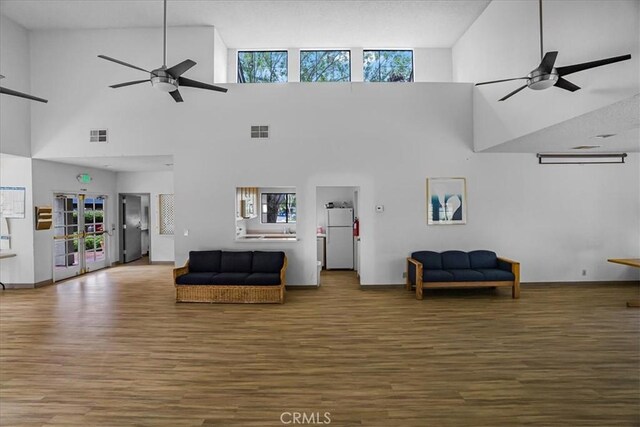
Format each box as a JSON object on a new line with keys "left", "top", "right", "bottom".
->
{"left": 118, "top": 193, "right": 151, "bottom": 264}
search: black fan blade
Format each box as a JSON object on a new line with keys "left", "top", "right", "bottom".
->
{"left": 475, "top": 77, "right": 528, "bottom": 86}
{"left": 169, "top": 89, "right": 183, "bottom": 103}
{"left": 178, "top": 77, "right": 228, "bottom": 93}
{"left": 0, "top": 86, "right": 48, "bottom": 103}
{"left": 554, "top": 77, "right": 580, "bottom": 92}
{"left": 498, "top": 84, "right": 528, "bottom": 101}
{"left": 166, "top": 59, "right": 196, "bottom": 78}
{"left": 98, "top": 55, "right": 152, "bottom": 74}
{"left": 539, "top": 51, "right": 558, "bottom": 73}
{"left": 109, "top": 79, "right": 151, "bottom": 89}
{"left": 556, "top": 54, "right": 631, "bottom": 76}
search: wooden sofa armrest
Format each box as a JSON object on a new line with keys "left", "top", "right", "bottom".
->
{"left": 280, "top": 256, "right": 288, "bottom": 286}
{"left": 498, "top": 257, "right": 520, "bottom": 299}
{"left": 406, "top": 257, "right": 424, "bottom": 299}
{"left": 173, "top": 261, "right": 189, "bottom": 282}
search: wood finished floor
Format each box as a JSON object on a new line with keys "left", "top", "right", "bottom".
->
{"left": 1, "top": 266, "right": 639, "bottom": 426}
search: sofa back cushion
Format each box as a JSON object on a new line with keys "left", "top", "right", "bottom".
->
{"left": 411, "top": 251, "right": 442, "bottom": 270}
{"left": 469, "top": 250, "right": 498, "bottom": 269}
{"left": 189, "top": 250, "right": 222, "bottom": 273}
{"left": 252, "top": 251, "right": 285, "bottom": 273}
{"left": 442, "top": 250, "right": 470, "bottom": 269}
{"left": 220, "top": 251, "right": 254, "bottom": 273}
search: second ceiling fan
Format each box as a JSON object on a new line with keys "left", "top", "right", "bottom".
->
{"left": 98, "top": 0, "right": 227, "bottom": 102}
{"left": 475, "top": 0, "right": 631, "bottom": 101}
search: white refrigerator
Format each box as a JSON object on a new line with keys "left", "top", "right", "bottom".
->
{"left": 326, "top": 208, "right": 354, "bottom": 269}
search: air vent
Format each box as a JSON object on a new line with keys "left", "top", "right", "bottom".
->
{"left": 90, "top": 129, "right": 108, "bottom": 143}
{"left": 250, "top": 125, "right": 269, "bottom": 139}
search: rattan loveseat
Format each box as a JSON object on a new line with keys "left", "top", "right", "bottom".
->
{"left": 406, "top": 250, "right": 520, "bottom": 300}
{"left": 173, "top": 250, "right": 287, "bottom": 303}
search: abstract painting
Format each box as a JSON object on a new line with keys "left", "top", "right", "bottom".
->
{"left": 426, "top": 178, "right": 467, "bottom": 225}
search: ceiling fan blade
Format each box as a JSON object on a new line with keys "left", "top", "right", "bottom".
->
{"left": 169, "top": 89, "right": 183, "bottom": 103}
{"left": 109, "top": 79, "right": 151, "bottom": 89}
{"left": 178, "top": 77, "right": 228, "bottom": 93}
{"left": 0, "top": 86, "right": 48, "bottom": 103}
{"left": 475, "top": 77, "right": 528, "bottom": 86}
{"left": 538, "top": 51, "right": 558, "bottom": 73}
{"left": 166, "top": 59, "right": 196, "bottom": 78}
{"left": 98, "top": 55, "right": 152, "bottom": 74}
{"left": 554, "top": 77, "right": 580, "bottom": 92}
{"left": 556, "top": 54, "right": 631, "bottom": 76}
{"left": 498, "top": 84, "right": 528, "bottom": 101}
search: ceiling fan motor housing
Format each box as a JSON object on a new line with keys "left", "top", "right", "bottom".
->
{"left": 527, "top": 68, "right": 559, "bottom": 90}
{"left": 150, "top": 68, "right": 177, "bottom": 92}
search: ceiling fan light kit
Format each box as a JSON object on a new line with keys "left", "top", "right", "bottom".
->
{"left": 475, "top": 0, "right": 631, "bottom": 101}
{"left": 98, "top": 0, "right": 227, "bottom": 102}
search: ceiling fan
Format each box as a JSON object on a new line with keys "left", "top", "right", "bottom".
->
{"left": 475, "top": 0, "right": 631, "bottom": 101}
{"left": 98, "top": 0, "right": 227, "bottom": 102}
{"left": 0, "top": 75, "right": 48, "bottom": 103}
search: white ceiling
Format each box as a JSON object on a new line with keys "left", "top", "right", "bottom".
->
{"left": 0, "top": 0, "right": 491, "bottom": 48}
{"left": 41, "top": 155, "right": 175, "bottom": 172}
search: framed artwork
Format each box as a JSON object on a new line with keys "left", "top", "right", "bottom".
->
{"left": 426, "top": 177, "right": 467, "bottom": 225}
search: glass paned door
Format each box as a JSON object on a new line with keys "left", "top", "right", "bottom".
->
{"left": 53, "top": 193, "right": 108, "bottom": 282}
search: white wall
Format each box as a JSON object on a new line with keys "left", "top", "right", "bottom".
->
{"left": 31, "top": 160, "right": 117, "bottom": 283}
{"left": 0, "top": 15, "right": 32, "bottom": 157}
{"left": 213, "top": 28, "right": 228, "bottom": 84}
{"left": 0, "top": 155, "right": 35, "bottom": 285}
{"left": 452, "top": 0, "right": 640, "bottom": 151}
{"left": 26, "top": 26, "right": 640, "bottom": 286}
{"left": 116, "top": 171, "right": 175, "bottom": 262}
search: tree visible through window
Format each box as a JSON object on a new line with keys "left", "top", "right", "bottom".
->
{"left": 261, "top": 193, "right": 296, "bottom": 223}
{"left": 238, "top": 51, "right": 288, "bottom": 83}
{"left": 363, "top": 50, "right": 413, "bottom": 82}
{"left": 300, "top": 50, "right": 351, "bottom": 82}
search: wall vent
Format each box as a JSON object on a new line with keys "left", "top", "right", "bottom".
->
{"left": 90, "top": 129, "right": 108, "bottom": 143}
{"left": 250, "top": 125, "right": 269, "bottom": 139}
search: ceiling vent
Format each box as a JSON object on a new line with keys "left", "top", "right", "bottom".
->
{"left": 250, "top": 125, "right": 269, "bottom": 139}
{"left": 90, "top": 129, "right": 108, "bottom": 143}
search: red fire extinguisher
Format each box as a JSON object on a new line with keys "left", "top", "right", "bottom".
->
{"left": 353, "top": 218, "right": 359, "bottom": 237}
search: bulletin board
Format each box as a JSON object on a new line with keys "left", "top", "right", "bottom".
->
{"left": 0, "top": 186, "right": 26, "bottom": 218}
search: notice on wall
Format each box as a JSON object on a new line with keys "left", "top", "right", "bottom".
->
{"left": 0, "top": 186, "right": 26, "bottom": 218}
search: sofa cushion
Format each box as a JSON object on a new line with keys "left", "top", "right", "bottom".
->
{"left": 189, "top": 250, "right": 222, "bottom": 273}
{"left": 476, "top": 268, "right": 515, "bottom": 281}
{"left": 220, "top": 251, "right": 253, "bottom": 273}
{"left": 423, "top": 270, "right": 455, "bottom": 282}
{"left": 175, "top": 272, "right": 217, "bottom": 285}
{"left": 209, "top": 272, "right": 251, "bottom": 285}
{"left": 252, "top": 251, "right": 285, "bottom": 273}
{"left": 442, "top": 251, "right": 471, "bottom": 269}
{"left": 411, "top": 251, "right": 442, "bottom": 270}
{"left": 245, "top": 273, "right": 282, "bottom": 286}
{"left": 446, "top": 269, "right": 485, "bottom": 281}
{"left": 469, "top": 250, "right": 498, "bottom": 269}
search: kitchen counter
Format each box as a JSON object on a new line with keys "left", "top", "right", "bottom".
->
{"left": 236, "top": 233, "right": 297, "bottom": 242}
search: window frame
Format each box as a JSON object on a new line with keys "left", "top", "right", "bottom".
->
{"left": 237, "top": 50, "right": 289, "bottom": 83}
{"left": 299, "top": 49, "right": 352, "bottom": 82}
{"left": 260, "top": 192, "right": 297, "bottom": 224}
{"left": 362, "top": 49, "right": 414, "bottom": 83}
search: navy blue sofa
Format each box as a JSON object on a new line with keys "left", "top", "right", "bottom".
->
{"left": 406, "top": 250, "right": 520, "bottom": 300}
{"left": 173, "top": 250, "right": 287, "bottom": 303}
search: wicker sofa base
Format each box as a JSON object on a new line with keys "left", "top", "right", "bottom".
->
{"left": 175, "top": 284, "right": 285, "bottom": 304}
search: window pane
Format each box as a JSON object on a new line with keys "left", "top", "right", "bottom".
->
{"left": 261, "top": 193, "right": 296, "bottom": 224}
{"left": 300, "top": 50, "right": 350, "bottom": 82}
{"left": 238, "top": 51, "right": 288, "bottom": 83}
{"left": 363, "top": 50, "right": 413, "bottom": 82}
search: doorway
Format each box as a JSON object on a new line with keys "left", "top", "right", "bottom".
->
{"left": 119, "top": 193, "right": 150, "bottom": 264}
{"left": 53, "top": 193, "right": 109, "bottom": 282}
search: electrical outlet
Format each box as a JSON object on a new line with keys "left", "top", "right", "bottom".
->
{"left": 402, "top": 272, "right": 407, "bottom": 278}
{"left": 581, "top": 269, "right": 587, "bottom": 276}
